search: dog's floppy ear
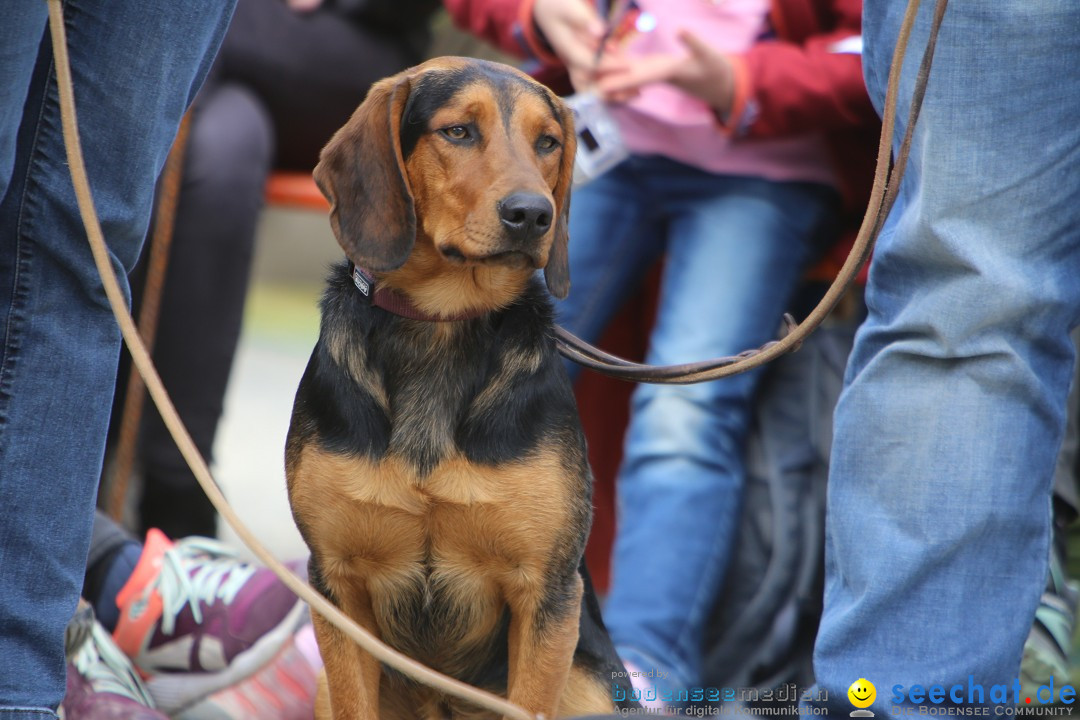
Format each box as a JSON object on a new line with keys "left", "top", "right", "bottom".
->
{"left": 314, "top": 74, "right": 415, "bottom": 271}
{"left": 544, "top": 96, "right": 577, "bottom": 300}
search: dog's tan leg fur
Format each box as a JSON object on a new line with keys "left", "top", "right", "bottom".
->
{"left": 557, "top": 665, "right": 619, "bottom": 718}
{"left": 504, "top": 574, "right": 583, "bottom": 720}
{"left": 312, "top": 595, "right": 383, "bottom": 720}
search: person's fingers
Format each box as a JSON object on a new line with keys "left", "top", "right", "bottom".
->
{"left": 535, "top": 0, "right": 604, "bottom": 68}
{"left": 594, "top": 52, "right": 634, "bottom": 75}
{"left": 568, "top": 66, "right": 595, "bottom": 93}
{"left": 672, "top": 29, "right": 734, "bottom": 111}
{"left": 560, "top": 33, "right": 601, "bottom": 70}
{"left": 677, "top": 29, "right": 717, "bottom": 60}
{"left": 602, "top": 87, "right": 642, "bottom": 103}
{"left": 595, "top": 54, "right": 682, "bottom": 96}
{"left": 564, "top": 0, "right": 605, "bottom": 38}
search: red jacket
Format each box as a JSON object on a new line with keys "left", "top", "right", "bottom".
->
{"left": 443, "top": 0, "right": 879, "bottom": 226}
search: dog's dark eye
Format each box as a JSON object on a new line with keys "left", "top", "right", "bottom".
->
{"left": 440, "top": 125, "right": 472, "bottom": 142}
{"left": 536, "top": 135, "right": 560, "bottom": 153}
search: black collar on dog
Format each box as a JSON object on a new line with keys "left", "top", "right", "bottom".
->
{"left": 347, "top": 262, "right": 487, "bottom": 322}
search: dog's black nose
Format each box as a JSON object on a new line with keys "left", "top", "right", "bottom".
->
{"left": 497, "top": 192, "right": 553, "bottom": 242}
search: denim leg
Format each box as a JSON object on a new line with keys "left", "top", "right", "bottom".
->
{"left": 603, "top": 168, "right": 837, "bottom": 689}
{"left": 0, "top": 0, "right": 233, "bottom": 713}
{"left": 0, "top": 6, "right": 47, "bottom": 203}
{"left": 555, "top": 158, "right": 668, "bottom": 381}
{"left": 814, "top": 0, "right": 1080, "bottom": 712}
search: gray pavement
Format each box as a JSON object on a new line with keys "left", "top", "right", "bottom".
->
{"left": 212, "top": 208, "right": 337, "bottom": 562}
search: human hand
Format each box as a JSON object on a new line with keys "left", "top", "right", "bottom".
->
{"left": 596, "top": 30, "right": 735, "bottom": 118}
{"left": 532, "top": 0, "right": 606, "bottom": 91}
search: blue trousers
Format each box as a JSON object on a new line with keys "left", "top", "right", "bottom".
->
{"left": 556, "top": 155, "right": 837, "bottom": 688}
{"left": 0, "top": 2, "right": 233, "bottom": 715}
{"left": 813, "top": 0, "right": 1080, "bottom": 713}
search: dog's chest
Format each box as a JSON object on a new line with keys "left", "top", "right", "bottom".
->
{"left": 292, "top": 443, "right": 572, "bottom": 671}
{"left": 382, "top": 344, "right": 468, "bottom": 471}
{"left": 371, "top": 317, "right": 561, "bottom": 471}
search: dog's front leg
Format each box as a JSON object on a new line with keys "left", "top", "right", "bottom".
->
{"left": 505, "top": 574, "right": 584, "bottom": 720}
{"left": 312, "top": 591, "right": 382, "bottom": 720}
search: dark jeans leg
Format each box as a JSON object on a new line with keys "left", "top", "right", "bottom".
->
{"left": 217, "top": 0, "right": 424, "bottom": 169}
{"left": 137, "top": 84, "right": 273, "bottom": 539}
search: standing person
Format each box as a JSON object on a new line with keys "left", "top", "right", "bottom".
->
{"left": 814, "top": 0, "right": 1080, "bottom": 713}
{"left": 0, "top": 2, "right": 234, "bottom": 718}
{"left": 445, "top": 0, "right": 878, "bottom": 701}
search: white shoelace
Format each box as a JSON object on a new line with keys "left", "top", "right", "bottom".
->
{"left": 74, "top": 622, "right": 155, "bottom": 704}
{"left": 150, "top": 537, "right": 257, "bottom": 636}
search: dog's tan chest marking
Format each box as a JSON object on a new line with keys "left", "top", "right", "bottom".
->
{"left": 289, "top": 445, "right": 579, "bottom": 667}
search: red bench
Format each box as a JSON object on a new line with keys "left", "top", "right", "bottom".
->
{"left": 265, "top": 171, "right": 329, "bottom": 211}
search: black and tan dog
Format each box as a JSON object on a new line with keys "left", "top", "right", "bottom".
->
{"left": 285, "top": 57, "right": 636, "bottom": 719}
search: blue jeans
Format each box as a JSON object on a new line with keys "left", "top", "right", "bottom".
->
{"left": 556, "top": 155, "right": 837, "bottom": 688}
{"left": 813, "top": 0, "right": 1080, "bottom": 713}
{"left": 0, "top": 2, "right": 233, "bottom": 715}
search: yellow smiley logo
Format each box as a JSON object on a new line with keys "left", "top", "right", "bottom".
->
{"left": 848, "top": 678, "right": 876, "bottom": 709}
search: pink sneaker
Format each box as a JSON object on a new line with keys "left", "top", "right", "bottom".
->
{"left": 175, "top": 623, "right": 321, "bottom": 720}
{"left": 112, "top": 529, "right": 307, "bottom": 715}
